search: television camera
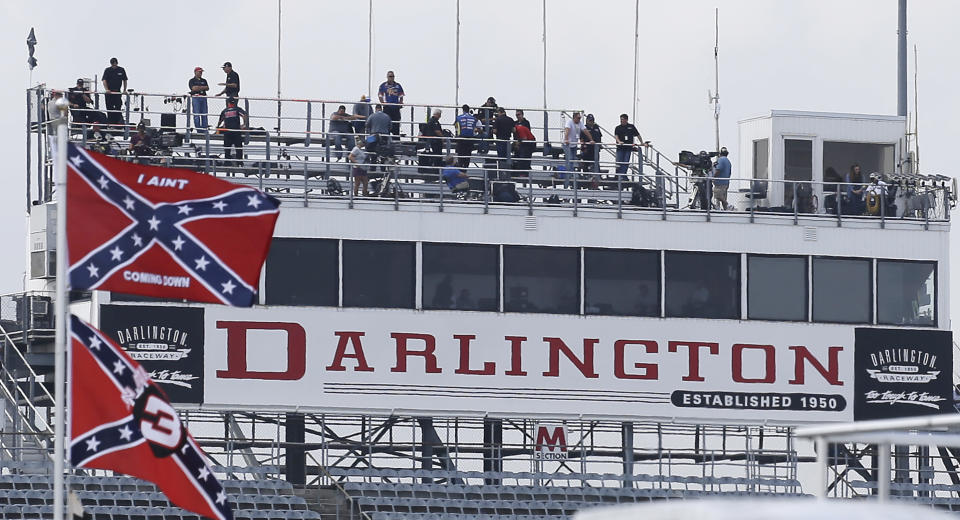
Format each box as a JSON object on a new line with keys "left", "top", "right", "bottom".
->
{"left": 678, "top": 150, "right": 718, "bottom": 173}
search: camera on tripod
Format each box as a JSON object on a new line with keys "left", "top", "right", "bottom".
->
{"left": 678, "top": 150, "right": 718, "bottom": 173}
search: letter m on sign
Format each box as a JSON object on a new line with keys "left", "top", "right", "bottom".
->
{"left": 534, "top": 424, "right": 569, "bottom": 460}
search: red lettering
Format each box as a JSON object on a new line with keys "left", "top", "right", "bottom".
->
{"left": 667, "top": 341, "right": 719, "bottom": 382}
{"left": 789, "top": 346, "right": 844, "bottom": 386}
{"left": 542, "top": 337, "right": 599, "bottom": 378}
{"left": 390, "top": 333, "right": 442, "bottom": 373}
{"left": 732, "top": 344, "right": 776, "bottom": 383}
{"left": 614, "top": 340, "right": 659, "bottom": 380}
{"left": 504, "top": 336, "right": 528, "bottom": 376}
{"left": 535, "top": 426, "right": 567, "bottom": 453}
{"left": 454, "top": 335, "right": 496, "bottom": 375}
{"left": 326, "top": 332, "right": 374, "bottom": 372}
{"left": 215, "top": 321, "right": 306, "bottom": 380}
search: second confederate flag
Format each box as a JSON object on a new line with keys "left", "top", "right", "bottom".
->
{"left": 69, "top": 315, "right": 233, "bottom": 519}
{"left": 65, "top": 143, "right": 279, "bottom": 306}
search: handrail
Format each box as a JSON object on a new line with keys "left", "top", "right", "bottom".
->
{"left": 0, "top": 322, "right": 56, "bottom": 406}
{"left": 307, "top": 451, "right": 374, "bottom": 520}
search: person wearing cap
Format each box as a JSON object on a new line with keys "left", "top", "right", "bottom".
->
{"left": 352, "top": 95, "right": 372, "bottom": 135}
{"left": 377, "top": 71, "right": 404, "bottom": 135}
{"left": 580, "top": 114, "right": 602, "bottom": 173}
{"left": 188, "top": 67, "right": 210, "bottom": 130}
{"left": 477, "top": 97, "right": 498, "bottom": 154}
{"left": 454, "top": 105, "right": 479, "bottom": 170}
{"left": 864, "top": 172, "right": 889, "bottom": 216}
{"left": 216, "top": 62, "right": 240, "bottom": 99}
{"left": 68, "top": 79, "right": 95, "bottom": 125}
{"left": 563, "top": 112, "right": 592, "bottom": 183}
{"left": 101, "top": 58, "right": 128, "bottom": 127}
{"left": 614, "top": 113, "right": 645, "bottom": 175}
{"left": 712, "top": 147, "right": 732, "bottom": 210}
{"left": 493, "top": 107, "right": 516, "bottom": 172}
{"left": 217, "top": 97, "right": 249, "bottom": 165}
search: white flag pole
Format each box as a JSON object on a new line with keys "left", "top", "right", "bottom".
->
{"left": 52, "top": 95, "right": 70, "bottom": 520}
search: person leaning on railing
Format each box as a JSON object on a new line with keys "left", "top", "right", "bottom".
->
{"left": 614, "top": 114, "right": 645, "bottom": 175}
{"left": 329, "top": 105, "right": 356, "bottom": 161}
{"left": 101, "top": 57, "right": 128, "bottom": 127}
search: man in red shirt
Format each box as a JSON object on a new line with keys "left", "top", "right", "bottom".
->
{"left": 513, "top": 123, "right": 536, "bottom": 176}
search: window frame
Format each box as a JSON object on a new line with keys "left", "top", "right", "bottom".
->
{"left": 875, "top": 258, "right": 937, "bottom": 328}
{"left": 746, "top": 254, "right": 809, "bottom": 322}
{"left": 583, "top": 246, "right": 662, "bottom": 317}
{"left": 663, "top": 250, "right": 742, "bottom": 320}
{"left": 421, "top": 241, "right": 501, "bottom": 312}
{"left": 502, "top": 244, "right": 581, "bottom": 315}
{"left": 264, "top": 237, "right": 340, "bottom": 307}
{"left": 341, "top": 239, "right": 417, "bottom": 309}
{"left": 811, "top": 255, "right": 874, "bottom": 324}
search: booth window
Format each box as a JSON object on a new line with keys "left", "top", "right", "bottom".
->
{"left": 784, "top": 139, "right": 812, "bottom": 208}
{"left": 812, "top": 257, "right": 871, "bottom": 323}
{"left": 877, "top": 260, "right": 935, "bottom": 326}
{"left": 664, "top": 251, "right": 740, "bottom": 319}
{"left": 423, "top": 243, "right": 499, "bottom": 311}
{"left": 747, "top": 255, "right": 807, "bottom": 321}
{"left": 753, "top": 139, "right": 769, "bottom": 179}
{"left": 342, "top": 240, "right": 415, "bottom": 309}
{"left": 265, "top": 238, "right": 338, "bottom": 306}
{"left": 503, "top": 246, "right": 579, "bottom": 314}
{"left": 584, "top": 248, "right": 660, "bottom": 317}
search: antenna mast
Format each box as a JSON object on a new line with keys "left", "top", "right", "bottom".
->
{"left": 710, "top": 8, "right": 720, "bottom": 155}
{"left": 913, "top": 44, "right": 920, "bottom": 172}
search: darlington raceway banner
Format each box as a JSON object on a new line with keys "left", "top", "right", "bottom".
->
{"left": 99, "top": 305, "right": 955, "bottom": 424}
{"left": 99, "top": 304, "right": 205, "bottom": 404}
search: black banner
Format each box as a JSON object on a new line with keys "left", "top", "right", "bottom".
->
{"left": 99, "top": 304, "right": 204, "bottom": 404}
{"left": 854, "top": 327, "right": 953, "bottom": 420}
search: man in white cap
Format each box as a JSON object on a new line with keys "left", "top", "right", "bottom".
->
{"left": 188, "top": 67, "right": 209, "bottom": 130}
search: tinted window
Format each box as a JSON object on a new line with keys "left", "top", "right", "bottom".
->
{"left": 503, "top": 246, "right": 579, "bottom": 314}
{"left": 343, "top": 241, "right": 414, "bottom": 308}
{"left": 748, "top": 256, "right": 806, "bottom": 321}
{"left": 265, "top": 238, "right": 338, "bottom": 306}
{"left": 877, "top": 260, "right": 935, "bottom": 326}
{"left": 812, "top": 257, "right": 871, "bottom": 323}
{"left": 423, "top": 243, "right": 498, "bottom": 311}
{"left": 584, "top": 248, "right": 659, "bottom": 316}
{"left": 664, "top": 251, "right": 739, "bottom": 319}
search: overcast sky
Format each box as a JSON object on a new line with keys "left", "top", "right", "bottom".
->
{"left": 1, "top": 0, "right": 958, "bottom": 321}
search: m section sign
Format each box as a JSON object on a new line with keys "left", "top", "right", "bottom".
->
{"left": 99, "top": 304, "right": 204, "bottom": 404}
{"left": 202, "top": 307, "right": 857, "bottom": 424}
{"left": 853, "top": 328, "right": 953, "bottom": 420}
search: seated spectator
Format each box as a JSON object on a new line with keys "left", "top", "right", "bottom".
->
{"left": 328, "top": 105, "right": 354, "bottom": 161}
{"left": 129, "top": 123, "right": 153, "bottom": 159}
{"left": 90, "top": 123, "right": 118, "bottom": 155}
{"left": 348, "top": 137, "right": 370, "bottom": 196}
{"left": 441, "top": 155, "right": 469, "bottom": 192}
{"left": 68, "top": 79, "right": 98, "bottom": 125}
{"left": 844, "top": 163, "right": 866, "bottom": 214}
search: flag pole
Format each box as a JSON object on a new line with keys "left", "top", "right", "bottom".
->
{"left": 52, "top": 97, "right": 70, "bottom": 520}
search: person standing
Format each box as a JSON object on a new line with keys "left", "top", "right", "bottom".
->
{"left": 477, "top": 97, "right": 498, "bottom": 154}
{"left": 493, "top": 107, "right": 516, "bottom": 171}
{"left": 712, "top": 147, "right": 732, "bottom": 210}
{"left": 513, "top": 121, "right": 536, "bottom": 176}
{"left": 352, "top": 95, "right": 372, "bottom": 135}
{"left": 348, "top": 137, "right": 370, "bottom": 196}
{"left": 563, "top": 112, "right": 591, "bottom": 181}
{"left": 424, "top": 109, "right": 445, "bottom": 169}
{"left": 378, "top": 71, "right": 404, "bottom": 135}
{"left": 188, "top": 67, "right": 209, "bottom": 130}
{"left": 217, "top": 97, "right": 249, "bottom": 165}
{"left": 101, "top": 57, "right": 127, "bottom": 127}
{"left": 580, "top": 114, "right": 603, "bottom": 173}
{"left": 328, "top": 105, "right": 355, "bottom": 161}
{"left": 613, "top": 113, "right": 644, "bottom": 175}
{"left": 515, "top": 109, "right": 531, "bottom": 129}
{"left": 454, "top": 105, "right": 479, "bottom": 170}
{"left": 216, "top": 62, "right": 240, "bottom": 99}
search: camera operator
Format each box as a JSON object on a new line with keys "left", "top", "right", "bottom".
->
{"left": 68, "top": 79, "right": 98, "bottom": 126}
{"left": 712, "top": 147, "right": 731, "bottom": 210}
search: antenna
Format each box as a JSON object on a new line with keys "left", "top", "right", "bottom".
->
{"left": 709, "top": 7, "right": 720, "bottom": 155}
{"left": 913, "top": 44, "right": 920, "bottom": 172}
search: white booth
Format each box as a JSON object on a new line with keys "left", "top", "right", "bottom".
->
{"left": 737, "top": 110, "right": 906, "bottom": 212}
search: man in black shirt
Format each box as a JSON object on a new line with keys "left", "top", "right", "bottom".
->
{"left": 580, "top": 114, "right": 603, "bottom": 172}
{"left": 217, "top": 98, "right": 249, "bottom": 164}
{"left": 492, "top": 107, "right": 515, "bottom": 171}
{"left": 424, "top": 109, "right": 444, "bottom": 168}
{"left": 188, "top": 67, "right": 209, "bottom": 130}
{"left": 216, "top": 62, "right": 240, "bottom": 99}
{"left": 614, "top": 113, "right": 646, "bottom": 174}
{"left": 477, "top": 97, "right": 497, "bottom": 153}
{"left": 101, "top": 58, "right": 127, "bottom": 127}
{"left": 68, "top": 78, "right": 96, "bottom": 125}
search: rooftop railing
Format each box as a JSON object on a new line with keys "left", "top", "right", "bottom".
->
{"left": 27, "top": 87, "right": 954, "bottom": 226}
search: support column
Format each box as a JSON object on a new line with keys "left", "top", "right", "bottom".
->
{"left": 622, "top": 422, "right": 634, "bottom": 488}
{"left": 285, "top": 413, "right": 305, "bottom": 486}
{"left": 483, "top": 418, "right": 503, "bottom": 485}
{"left": 420, "top": 418, "right": 435, "bottom": 483}
{"left": 894, "top": 445, "right": 910, "bottom": 497}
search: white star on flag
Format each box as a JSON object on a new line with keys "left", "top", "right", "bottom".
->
{"left": 97, "top": 176, "right": 109, "bottom": 190}
{"left": 216, "top": 491, "right": 227, "bottom": 505}
{"left": 194, "top": 256, "right": 210, "bottom": 271}
{"left": 147, "top": 215, "right": 161, "bottom": 231}
{"left": 247, "top": 195, "right": 262, "bottom": 209}
{"left": 177, "top": 205, "right": 194, "bottom": 215}
{"left": 85, "top": 436, "right": 100, "bottom": 452}
{"left": 212, "top": 200, "right": 227, "bottom": 211}
{"left": 109, "top": 246, "right": 124, "bottom": 261}
{"left": 118, "top": 425, "right": 133, "bottom": 442}
{"left": 86, "top": 263, "right": 100, "bottom": 278}
{"left": 131, "top": 233, "right": 143, "bottom": 247}
{"left": 112, "top": 360, "right": 126, "bottom": 375}
{"left": 70, "top": 155, "right": 84, "bottom": 168}
{"left": 88, "top": 335, "right": 102, "bottom": 350}
{"left": 171, "top": 236, "right": 185, "bottom": 251}
{"left": 197, "top": 466, "right": 210, "bottom": 481}
{"left": 221, "top": 280, "right": 236, "bottom": 295}
{"left": 123, "top": 196, "right": 135, "bottom": 210}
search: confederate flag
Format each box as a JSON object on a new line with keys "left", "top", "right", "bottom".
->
{"left": 66, "top": 143, "right": 279, "bottom": 306}
{"left": 70, "top": 315, "right": 233, "bottom": 520}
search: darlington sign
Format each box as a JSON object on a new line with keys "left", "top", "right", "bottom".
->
{"left": 190, "top": 307, "right": 906, "bottom": 424}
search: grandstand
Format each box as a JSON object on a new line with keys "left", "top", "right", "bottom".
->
{"left": 1, "top": 83, "right": 956, "bottom": 520}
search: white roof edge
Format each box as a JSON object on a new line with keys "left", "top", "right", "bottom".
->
{"left": 738, "top": 110, "right": 907, "bottom": 124}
